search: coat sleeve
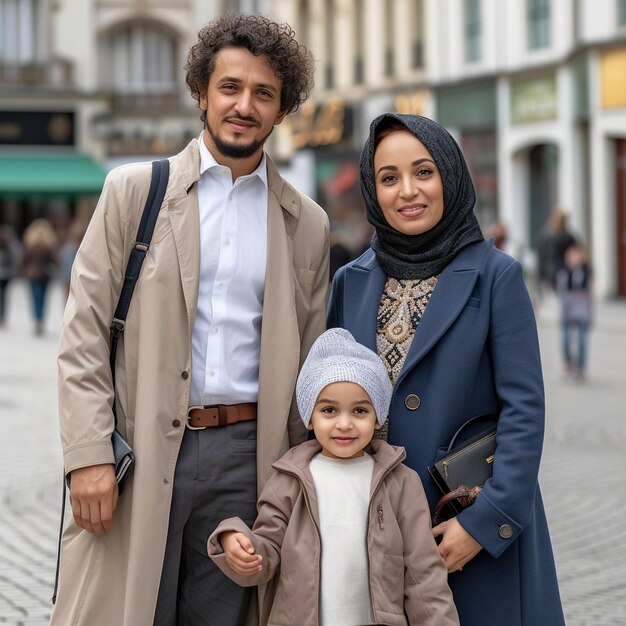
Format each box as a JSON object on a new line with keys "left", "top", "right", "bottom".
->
{"left": 57, "top": 168, "right": 141, "bottom": 474}
{"left": 398, "top": 471, "right": 460, "bottom": 626}
{"left": 208, "top": 472, "right": 295, "bottom": 587}
{"left": 456, "top": 258, "right": 545, "bottom": 558}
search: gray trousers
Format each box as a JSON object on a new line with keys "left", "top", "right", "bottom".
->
{"left": 153, "top": 420, "right": 258, "bottom": 626}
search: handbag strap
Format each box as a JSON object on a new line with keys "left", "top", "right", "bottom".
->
{"left": 432, "top": 485, "right": 482, "bottom": 526}
{"left": 446, "top": 413, "right": 497, "bottom": 452}
{"left": 52, "top": 158, "right": 169, "bottom": 605}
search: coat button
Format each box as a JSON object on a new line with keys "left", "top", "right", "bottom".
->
{"left": 181, "top": 371, "right": 189, "bottom": 380}
{"left": 498, "top": 524, "right": 513, "bottom": 539}
{"left": 404, "top": 394, "right": 421, "bottom": 410}
{"left": 172, "top": 419, "right": 181, "bottom": 427}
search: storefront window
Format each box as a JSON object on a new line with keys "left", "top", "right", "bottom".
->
{"left": 528, "top": 0, "right": 551, "bottom": 49}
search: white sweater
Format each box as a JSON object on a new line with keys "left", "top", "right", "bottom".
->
{"left": 309, "top": 453, "right": 375, "bottom": 626}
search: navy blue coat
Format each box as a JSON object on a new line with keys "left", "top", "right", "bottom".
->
{"left": 328, "top": 240, "right": 565, "bottom": 626}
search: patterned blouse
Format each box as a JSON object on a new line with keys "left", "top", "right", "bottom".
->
{"left": 374, "top": 275, "right": 439, "bottom": 441}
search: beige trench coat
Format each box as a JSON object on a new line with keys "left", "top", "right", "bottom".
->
{"left": 51, "top": 140, "right": 330, "bottom": 626}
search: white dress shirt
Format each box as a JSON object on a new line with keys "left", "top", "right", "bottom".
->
{"left": 189, "top": 135, "right": 268, "bottom": 406}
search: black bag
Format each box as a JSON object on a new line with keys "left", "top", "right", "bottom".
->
{"left": 428, "top": 414, "right": 497, "bottom": 525}
{"left": 52, "top": 159, "right": 169, "bottom": 604}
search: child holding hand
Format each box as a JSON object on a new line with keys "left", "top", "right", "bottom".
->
{"left": 208, "top": 328, "right": 459, "bottom": 626}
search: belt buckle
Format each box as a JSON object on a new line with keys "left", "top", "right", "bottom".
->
{"left": 186, "top": 405, "right": 208, "bottom": 430}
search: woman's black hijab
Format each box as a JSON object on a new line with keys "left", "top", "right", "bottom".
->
{"left": 360, "top": 113, "right": 484, "bottom": 279}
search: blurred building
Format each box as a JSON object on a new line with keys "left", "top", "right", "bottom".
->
{"left": 272, "top": 0, "right": 626, "bottom": 298}
{"left": 1, "top": 0, "right": 625, "bottom": 297}
{"left": 0, "top": 0, "right": 231, "bottom": 234}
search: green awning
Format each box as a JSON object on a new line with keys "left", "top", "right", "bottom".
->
{"left": 0, "top": 153, "right": 107, "bottom": 197}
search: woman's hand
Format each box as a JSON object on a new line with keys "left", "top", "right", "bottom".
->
{"left": 220, "top": 531, "right": 262, "bottom": 575}
{"left": 432, "top": 517, "right": 482, "bottom": 573}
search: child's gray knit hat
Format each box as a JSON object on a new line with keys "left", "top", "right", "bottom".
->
{"left": 296, "top": 328, "right": 393, "bottom": 426}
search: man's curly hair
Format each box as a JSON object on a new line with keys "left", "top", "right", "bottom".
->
{"left": 185, "top": 14, "right": 316, "bottom": 124}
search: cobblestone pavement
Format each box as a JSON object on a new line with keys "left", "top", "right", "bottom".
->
{"left": 1, "top": 280, "right": 625, "bottom": 625}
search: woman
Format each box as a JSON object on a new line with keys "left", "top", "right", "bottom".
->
{"left": 21, "top": 218, "right": 57, "bottom": 335}
{"left": 327, "top": 113, "right": 564, "bottom": 625}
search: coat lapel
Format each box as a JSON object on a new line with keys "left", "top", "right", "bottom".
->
{"left": 395, "top": 241, "right": 491, "bottom": 387}
{"left": 343, "top": 250, "right": 385, "bottom": 353}
{"left": 166, "top": 141, "right": 201, "bottom": 331}
{"left": 257, "top": 158, "right": 301, "bottom": 470}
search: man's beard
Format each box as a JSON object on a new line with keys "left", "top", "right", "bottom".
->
{"left": 206, "top": 118, "right": 274, "bottom": 159}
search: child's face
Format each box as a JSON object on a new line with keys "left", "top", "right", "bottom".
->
{"left": 307, "top": 381, "right": 381, "bottom": 459}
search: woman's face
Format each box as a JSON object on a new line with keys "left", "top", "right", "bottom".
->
{"left": 373, "top": 130, "right": 444, "bottom": 236}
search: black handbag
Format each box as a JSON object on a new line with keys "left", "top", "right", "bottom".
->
{"left": 52, "top": 159, "right": 169, "bottom": 603}
{"left": 428, "top": 414, "right": 497, "bottom": 525}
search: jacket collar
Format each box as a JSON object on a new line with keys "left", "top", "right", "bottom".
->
{"left": 272, "top": 439, "right": 407, "bottom": 496}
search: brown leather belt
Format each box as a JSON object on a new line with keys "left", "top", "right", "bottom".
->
{"left": 187, "top": 403, "right": 257, "bottom": 428}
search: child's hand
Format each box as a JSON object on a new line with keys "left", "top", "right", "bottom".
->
{"left": 220, "top": 531, "right": 263, "bottom": 575}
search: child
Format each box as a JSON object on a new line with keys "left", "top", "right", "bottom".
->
{"left": 207, "top": 328, "right": 459, "bottom": 626}
{"left": 555, "top": 242, "right": 594, "bottom": 381}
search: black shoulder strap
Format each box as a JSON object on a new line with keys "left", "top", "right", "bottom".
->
{"left": 108, "top": 158, "right": 170, "bottom": 386}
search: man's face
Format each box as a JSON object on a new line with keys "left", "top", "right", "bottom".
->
{"left": 200, "top": 46, "right": 287, "bottom": 162}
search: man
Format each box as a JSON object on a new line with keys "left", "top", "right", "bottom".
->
{"left": 51, "top": 14, "right": 329, "bottom": 626}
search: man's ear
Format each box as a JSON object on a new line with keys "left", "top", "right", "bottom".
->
{"left": 274, "top": 109, "right": 288, "bottom": 125}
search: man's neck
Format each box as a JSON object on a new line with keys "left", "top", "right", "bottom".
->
{"left": 201, "top": 130, "right": 264, "bottom": 182}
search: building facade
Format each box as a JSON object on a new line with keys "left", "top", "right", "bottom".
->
{"left": 2, "top": 0, "right": 625, "bottom": 296}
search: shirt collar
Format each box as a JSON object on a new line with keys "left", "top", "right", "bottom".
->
{"left": 197, "top": 133, "right": 268, "bottom": 187}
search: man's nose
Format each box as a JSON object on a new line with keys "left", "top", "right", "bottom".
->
{"left": 234, "top": 91, "right": 254, "bottom": 116}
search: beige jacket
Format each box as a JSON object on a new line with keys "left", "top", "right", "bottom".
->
{"left": 51, "top": 140, "right": 329, "bottom": 626}
{"left": 209, "top": 440, "right": 460, "bottom": 626}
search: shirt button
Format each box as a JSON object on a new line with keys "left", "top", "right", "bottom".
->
{"left": 172, "top": 419, "right": 181, "bottom": 428}
{"left": 181, "top": 371, "right": 189, "bottom": 380}
{"left": 213, "top": 327, "right": 219, "bottom": 334}
{"left": 224, "top": 238, "right": 230, "bottom": 245}
{"left": 209, "top": 370, "right": 215, "bottom": 377}
{"left": 498, "top": 524, "right": 513, "bottom": 539}
{"left": 404, "top": 394, "right": 421, "bottom": 410}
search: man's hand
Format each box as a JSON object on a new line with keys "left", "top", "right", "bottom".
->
{"left": 220, "top": 531, "right": 262, "bottom": 575}
{"left": 432, "top": 517, "right": 482, "bottom": 573}
{"left": 69, "top": 464, "right": 118, "bottom": 534}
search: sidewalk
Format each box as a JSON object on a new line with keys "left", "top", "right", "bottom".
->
{"left": 0, "top": 279, "right": 625, "bottom": 625}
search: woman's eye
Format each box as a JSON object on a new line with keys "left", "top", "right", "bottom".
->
{"left": 381, "top": 175, "right": 396, "bottom": 184}
{"left": 417, "top": 168, "right": 433, "bottom": 177}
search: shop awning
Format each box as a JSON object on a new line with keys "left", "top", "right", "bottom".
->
{"left": 0, "top": 153, "right": 107, "bottom": 197}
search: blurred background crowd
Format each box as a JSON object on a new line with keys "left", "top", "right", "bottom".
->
{"left": 0, "top": 0, "right": 625, "bottom": 334}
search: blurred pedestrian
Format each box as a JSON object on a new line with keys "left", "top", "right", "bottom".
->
{"left": 328, "top": 113, "right": 565, "bottom": 625}
{"left": 59, "top": 219, "right": 86, "bottom": 299}
{"left": 555, "top": 242, "right": 593, "bottom": 382}
{"left": 537, "top": 206, "right": 577, "bottom": 296}
{"left": 51, "top": 13, "right": 328, "bottom": 626}
{"left": 484, "top": 221, "right": 508, "bottom": 251}
{"left": 0, "top": 224, "right": 22, "bottom": 327}
{"left": 20, "top": 218, "right": 57, "bottom": 335}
